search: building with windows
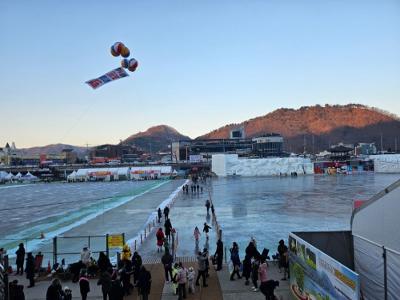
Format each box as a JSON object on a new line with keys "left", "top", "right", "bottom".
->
{"left": 171, "top": 133, "right": 284, "bottom": 162}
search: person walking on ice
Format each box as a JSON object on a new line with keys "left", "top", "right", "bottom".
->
{"left": 203, "top": 223, "right": 211, "bottom": 239}
{"left": 158, "top": 207, "right": 162, "bottom": 223}
{"left": 205, "top": 199, "right": 211, "bottom": 215}
{"left": 163, "top": 206, "right": 170, "bottom": 220}
{"left": 193, "top": 226, "right": 201, "bottom": 244}
{"left": 156, "top": 228, "right": 165, "bottom": 253}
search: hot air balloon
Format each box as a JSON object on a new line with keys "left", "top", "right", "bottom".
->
{"left": 128, "top": 58, "right": 138, "bottom": 72}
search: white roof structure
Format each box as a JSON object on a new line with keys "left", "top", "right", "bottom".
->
{"left": 67, "top": 170, "right": 77, "bottom": 180}
{"left": 22, "top": 172, "right": 38, "bottom": 180}
{"left": 351, "top": 179, "right": 400, "bottom": 299}
{"left": 352, "top": 179, "right": 400, "bottom": 251}
{"left": 5, "top": 172, "right": 14, "bottom": 180}
{"left": 75, "top": 167, "right": 130, "bottom": 177}
{"left": 15, "top": 172, "right": 22, "bottom": 178}
{"left": 130, "top": 166, "right": 172, "bottom": 174}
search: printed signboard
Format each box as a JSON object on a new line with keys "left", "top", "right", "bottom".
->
{"left": 107, "top": 234, "right": 124, "bottom": 249}
{"left": 289, "top": 233, "right": 360, "bottom": 300}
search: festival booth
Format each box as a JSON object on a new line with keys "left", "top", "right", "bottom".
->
{"left": 0, "top": 171, "right": 7, "bottom": 183}
{"left": 130, "top": 166, "right": 172, "bottom": 180}
{"left": 14, "top": 172, "right": 22, "bottom": 181}
{"left": 5, "top": 172, "right": 14, "bottom": 182}
{"left": 21, "top": 172, "right": 38, "bottom": 182}
{"left": 351, "top": 179, "right": 400, "bottom": 300}
{"left": 74, "top": 167, "right": 130, "bottom": 182}
{"left": 67, "top": 170, "right": 77, "bottom": 182}
{"left": 289, "top": 231, "right": 360, "bottom": 300}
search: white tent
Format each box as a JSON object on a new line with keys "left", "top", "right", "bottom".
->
{"left": 22, "top": 172, "right": 38, "bottom": 181}
{"left": 5, "top": 172, "right": 14, "bottom": 181}
{"left": 351, "top": 179, "right": 400, "bottom": 300}
{"left": 14, "top": 172, "right": 22, "bottom": 179}
{"left": 67, "top": 170, "right": 77, "bottom": 182}
{"left": 0, "top": 171, "right": 7, "bottom": 180}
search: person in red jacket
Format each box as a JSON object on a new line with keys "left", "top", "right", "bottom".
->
{"left": 156, "top": 228, "right": 165, "bottom": 253}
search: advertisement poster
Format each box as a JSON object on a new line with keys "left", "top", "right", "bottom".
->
{"left": 289, "top": 233, "right": 360, "bottom": 300}
{"left": 107, "top": 234, "right": 124, "bottom": 249}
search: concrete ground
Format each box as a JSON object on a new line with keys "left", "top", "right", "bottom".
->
{"left": 7, "top": 261, "right": 293, "bottom": 300}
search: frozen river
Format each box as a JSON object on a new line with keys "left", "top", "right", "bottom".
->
{"left": 138, "top": 173, "right": 399, "bottom": 260}
{"left": 1, "top": 173, "right": 399, "bottom": 263}
{"left": 209, "top": 173, "right": 400, "bottom": 256}
{"left": 0, "top": 180, "right": 185, "bottom": 262}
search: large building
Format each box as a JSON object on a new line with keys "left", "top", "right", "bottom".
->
{"left": 90, "top": 144, "right": 143, "bottom": 163}
{"left": 171, "top": 133, "right": 284, "bottom": 162}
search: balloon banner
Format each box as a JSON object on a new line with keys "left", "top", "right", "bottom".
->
{"left": 85, "top": 67, "right": 129, "bottom": 89}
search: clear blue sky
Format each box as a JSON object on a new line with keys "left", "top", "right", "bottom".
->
{"left": 1, "top": 0, "right": 399, "bottom": 147}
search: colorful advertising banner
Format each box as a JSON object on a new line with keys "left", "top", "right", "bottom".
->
{"left": 86, "top": 67, "right": 129, "bottom": 89}
{"left": 289, "top": 233, "right": 360, "bottom": 300}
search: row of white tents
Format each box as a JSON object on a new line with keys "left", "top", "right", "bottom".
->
{"left": 0, "top": 171, "right": 38, "bottom": 182}
{"left": 67, "top": 166, "right": 177, "bottom": 182}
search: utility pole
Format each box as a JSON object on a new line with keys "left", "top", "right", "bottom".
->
{"left": 395, "top": 137, "right": 398, "bottom": 153}
{"left": 312, "top": 135, "right": 315, "bottom": 154}
{"left": 380, "top": 133, "right": 383, "bottom": 153}
{"left": 303, "top": 135, "right": 306, "bottom": 154}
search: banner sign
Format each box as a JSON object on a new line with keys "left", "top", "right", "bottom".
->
{"left": 289, "top": 233, "right": 360, "bottom": 300}
{"left": 86, "top": 67, "right": 129, "bottom": 89}
{"left": 189, "top": 155, "right": 202, "bottom": 163}
{"left": 107, "top": 234, "right": 124, "bottom": 249}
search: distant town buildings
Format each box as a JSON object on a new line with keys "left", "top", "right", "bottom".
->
{"left": 0, "top": 142, "right": 79, "bottom": 166}
{"left": 171, "top": 133, "right": 285, "bottom": 162}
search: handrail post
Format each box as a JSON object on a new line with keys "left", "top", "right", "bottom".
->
{"left": 383, "top": 246, "right": 387, "bottom": 300}
{"left": 106, "top": 234, "right": 109, "bottom": 258}
{"left": 88, "top": 236, "right": 91, "bottom": 250}
{"left": 53, "top": 237, "right": 58, "bottom": 265}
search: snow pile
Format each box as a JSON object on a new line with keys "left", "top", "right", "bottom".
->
{"left": 212, "top": 154, "right": 314, "bottom": 177}
{"left": 370, "top": 154, "right": 400, "bottom": 173}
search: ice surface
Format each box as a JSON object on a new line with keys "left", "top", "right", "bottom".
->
{"left": 153, "top": 174, "right": 400, "bottom": 259}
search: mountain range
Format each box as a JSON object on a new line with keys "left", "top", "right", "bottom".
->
{"left": 16, "top": 104, "right": 400, "bottom": 155}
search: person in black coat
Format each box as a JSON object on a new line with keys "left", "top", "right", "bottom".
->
{"left": 164, "top": 218, "right": 172, "bottom": 241}
{"left": 137, "top": 266, "right": 151, "bottom": 300}
{"left": 79, "top": 271, "right": 90, "bottom": 300}
{"left": 215, "top": 239, "right": 223, "bottom": 271}
{"left": 158, "top": 207, "right": 162, "bottom": 223}
{"left": 161, "top": 250, "right": 173, "bottom": 282}
{"left": 163, "top": 206, "right": 170, "bottom": 219}
{"left": 131, "top": 251, "right": 142, "bottom": 285}
{"left": 97, "top": 252, "right": 112, "bottom": 273}
{"left": 25, "top": 252, "right": 35, "bottom": 288}
{"left": 9, "top": 280, "right": 25, "bottom": 300}
{"left": 245, "top": 240, "right": 259, "bottom": 260}
{"left": 242, "top": 256, "right": 252, "bottom": 285}
{"left": 97, "top": 270, "right": 112, "bottom": 300}
{"left": 15, "top": 243, "right": 25, "bottom": 275}
{"left": 46, "top": 279, "right": 65, "bottom": 300}
{"left": 110, "top": 279, "right": 124, "bottom": 300}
